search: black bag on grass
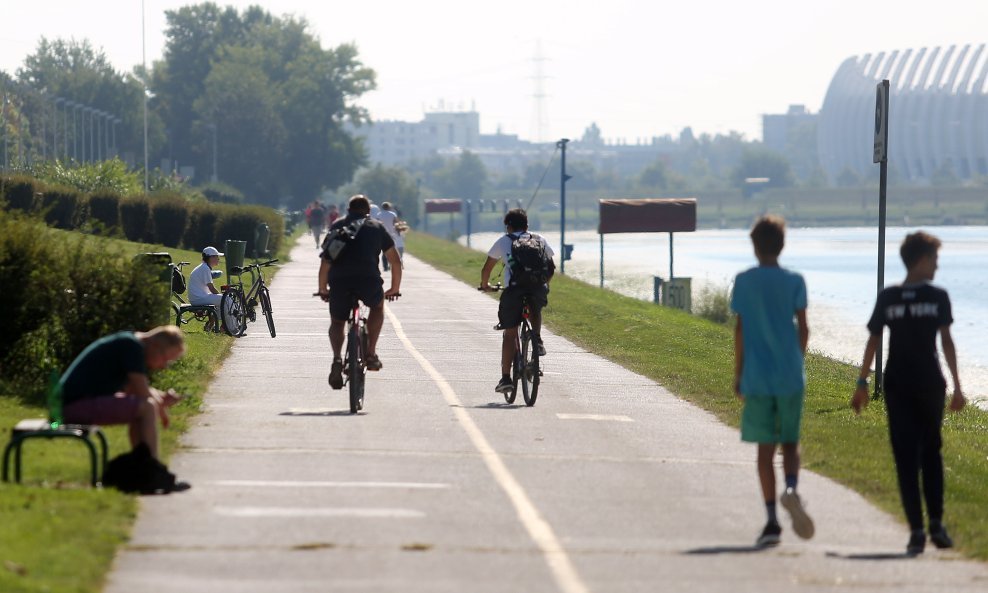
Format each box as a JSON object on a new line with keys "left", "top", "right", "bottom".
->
{"left": 102, "top": 443, "right": 177, "bottom": 494}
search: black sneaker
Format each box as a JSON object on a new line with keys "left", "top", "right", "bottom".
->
{"left": 495, "top": 376, "right": 513, "bottom": 394}
{"left": 906, "top": 530, "right": 926, "bottom": 555}
{"left": 929, "top": 524, "right": 953, "bottom": 549}
{"left": 756, "top": 521, "right": 782, "bottom": 547}
{"left": 328, "top": 359, "right": 344, "bottom": 390}
{"left": 536, "top": 340, "right": 547, "bottom": 357}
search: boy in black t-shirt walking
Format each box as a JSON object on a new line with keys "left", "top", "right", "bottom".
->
{"left": 852, "top": 231, "right": 966, "bottom": 555}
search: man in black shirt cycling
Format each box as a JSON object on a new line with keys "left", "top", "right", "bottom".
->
{"left": 317, "top": 195, "right": 402, "bottom": 389}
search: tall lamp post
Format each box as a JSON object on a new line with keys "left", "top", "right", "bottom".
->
{"left": 70, "top": 102, "right": 81, "bottom": 162}
{"left": 81, "top": 107, "right": 93, "bottom": 163}
{"left": 54, "top": 97, "right": 65, "bottom": 160}
{"left": 111, "top": 117, "right": 121, "bottom": 158}
{"left": 208, "top": 123, "right": 218, "bottom": 182}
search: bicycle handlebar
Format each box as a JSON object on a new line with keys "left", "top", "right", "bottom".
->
{"left": 479, "top": 283, "right": 504, "bottom": 292}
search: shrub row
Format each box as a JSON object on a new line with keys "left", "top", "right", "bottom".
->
{"left": 0, "top": 211, "right": 172, "bottom": 405}
{"left": 0, "top": 175, "right": 284, "bottom": 257}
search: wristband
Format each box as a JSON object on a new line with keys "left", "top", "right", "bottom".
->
{"left": 856, "top": 377, "right": 868, "bottom": 388}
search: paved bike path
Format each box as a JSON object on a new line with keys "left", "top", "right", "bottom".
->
{"left": 105, "top": 236, "right": 988, "bottom": 593}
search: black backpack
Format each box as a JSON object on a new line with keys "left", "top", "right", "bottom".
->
{"left": 102, "top": 443, "right": 177, "bottom": 494}
{"left": 321, "top": 218, "right": 367, "bottom": 262}
{"left": 170, "top": 265, "right": 186, "bottom": 295}
{"left": 507, "top": 233, "right": 550, "bottom": 289}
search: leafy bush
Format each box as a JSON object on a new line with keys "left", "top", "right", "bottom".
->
{"left": 88, "top": 191, "right": 122, "bottom": 231}
{"left": 694, "top": 282, "right": 734, "bottom": 325}
{"left": 24, "top": 159, "right": 143, "bottom": 195}
{"left": 0, "top": 211, "right": 170, "bottom": 404}
{"left": 149, "top": 192, "right": 190, "bottom": 247}
{"left": 38, "top": 185, "right": 84, "bottom": 230}
{"left": 119, "top": 195, "right": 152, "bottom": 242}
{"left": 200, "top": 181, "right": 244, "bottom": 204}
{"left": 0, "top": 174, "right": 40, "bottom": 212}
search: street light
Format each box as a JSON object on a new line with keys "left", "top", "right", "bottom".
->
{"left": 70, "top": 102, "right": 81, "bottom": 161}
{"left": 111, "top": 117, "right": 121, "bottom": 158}
{"left": 81, "top": 106, "right": 93, "bottom": 163}
{"left": 208, "top": 123, "right": 218, "bottom": 182}
{"left": 54, "top": 97, "right": 65, "bottom": 161}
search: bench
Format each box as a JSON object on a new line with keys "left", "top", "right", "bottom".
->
{"left": 2, "top": 419, "right": 109, "bottom": 487}
{"left": 175, "top": 302, "right": 220, "bottom": 332}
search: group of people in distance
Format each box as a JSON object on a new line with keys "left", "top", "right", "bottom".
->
{"left": 54, "top": 200, "right": 966, "bottom": 556}
{"left": 733, "top": 215, "right": 965, "bottom": 555}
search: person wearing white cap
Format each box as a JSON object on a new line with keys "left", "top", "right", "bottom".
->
{"left": 189, "top": 246, "right": 225, "bottom": 315}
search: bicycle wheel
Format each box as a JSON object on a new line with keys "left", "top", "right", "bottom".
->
{"left": 347, "top": 325, "right": 365, "bottom": 413}
{"left": 520, "top": 325, "right": 540, "bottom": 406}
{"left": 220, "top": 290, "right": 248, "bottom": 337}
{"left": 504, "top": 347, "right": 520, "bottom": 405}
{"left": 259, "top": 286, "right": 276, "bottom": 338}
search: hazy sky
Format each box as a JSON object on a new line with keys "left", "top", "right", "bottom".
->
{"left": 3, "top": 1, "right": 986, "bottom": 143}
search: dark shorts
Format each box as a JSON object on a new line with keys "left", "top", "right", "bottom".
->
{"left": 62, "top": 392, "right": 143, "bottom": 425}
{"left": 329, "top": 275, "right": 384, "bottom": 320}
{"left": 498, "top": 285, "right": 548, "bottom": 328}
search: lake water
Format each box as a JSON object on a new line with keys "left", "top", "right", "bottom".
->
{"left": 462, "top": 226, "right": 988, "bottom": 406}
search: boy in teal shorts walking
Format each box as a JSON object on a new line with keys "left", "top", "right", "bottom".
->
{"left": 731, "top": 215, "right": 815, "bottom": 547}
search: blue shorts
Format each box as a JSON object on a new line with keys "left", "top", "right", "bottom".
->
{"left": 740, "top": 394, "right": 804, "bottom": 444}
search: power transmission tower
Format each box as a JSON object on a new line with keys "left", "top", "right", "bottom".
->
{"left": 530, "top": 40, "right": 549, "bottom": 143}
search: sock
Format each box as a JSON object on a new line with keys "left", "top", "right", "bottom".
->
{"left": 765, "top": 501, "right": 778, "bottom": 524}
{"left": 784, "top": 474, "right": 798, "bottom": 490}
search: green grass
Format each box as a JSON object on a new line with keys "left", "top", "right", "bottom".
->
{"left": 0, "top": 229, "right": 298, "bottom": 593}
{"left": 407, "top": 231, "right": 988, "bottom": 561}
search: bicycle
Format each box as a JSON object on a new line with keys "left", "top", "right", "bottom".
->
{"left": 313, "top": 290, "right": 401, "bottom": 414}
{"left": 221, "top": 259, "right": 279, "bottom": 338}
{"left": 483, "top": 284, "right": 542, "bottom": 406}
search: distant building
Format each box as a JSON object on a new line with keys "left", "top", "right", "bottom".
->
{"left": 349, "top": 111, "right": 480, "bottom": 165}
{"left": 818, "top": 44, "right": 988, "bottom": 183}
{"left": 762, "top": 105, "right": 816, "bottom": 153}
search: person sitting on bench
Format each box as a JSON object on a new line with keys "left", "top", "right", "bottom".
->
{"left": 59, "top": 326, "right": 186, "bottom": 461}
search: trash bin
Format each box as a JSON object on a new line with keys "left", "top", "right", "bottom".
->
{"left": 224, "top": 240, "right": 246, "bottom": 277}
{"left": 254, "top": 223, "right": 270, "bottom": 259}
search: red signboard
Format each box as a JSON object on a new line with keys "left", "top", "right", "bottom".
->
{"left": 424, "top": 199, "right": 463, "bottom": 213}
{"left": 598, "top": 198, "right": 697, "bottom": 234}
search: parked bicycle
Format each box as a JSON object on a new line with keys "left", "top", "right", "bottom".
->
{"left": 483, "top": 284, "right": 542, "bottom": 406}
{"left": 221, "top": 259, "right": 278, "bottom": 338}
{"left": 170, "top": 261, "right": 222, "bottom": 333}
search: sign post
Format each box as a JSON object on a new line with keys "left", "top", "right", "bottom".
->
{"left": 873, "top": 79, "right": 890, "bottom": 398}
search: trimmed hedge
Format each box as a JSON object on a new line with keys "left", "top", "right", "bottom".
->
{"left": 88, "top": 191, "right": 122, "bottom": 231}
{"left": 119, "top": 195, "right": 152, "bottom": 242}
{"left": 150, "top": 192, "right": 189, "bottom": 247}
{"left": 1, "top": 174, "right": 284, "bottom": 255}
{"left": 0, "top": 211, "right": 171, "bottom": 404}
{"left": 38, "top": 185, "right": 84, "bottom": 230}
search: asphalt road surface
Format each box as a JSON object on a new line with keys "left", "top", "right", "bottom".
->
{"left": 105, "top": 237, "right": 988, "bottom": 593}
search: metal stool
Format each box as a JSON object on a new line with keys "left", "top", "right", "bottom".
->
{"left": 2, "top": 419, "right": 109, "bottom": 487}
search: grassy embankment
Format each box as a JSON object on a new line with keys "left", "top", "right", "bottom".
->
{"left": 0, "top": 228, "right": 297, "bottom": 593}
{"left": 407, "top": 231, "right": 988, "bottom": 561}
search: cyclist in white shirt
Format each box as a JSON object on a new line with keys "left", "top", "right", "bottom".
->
{"left": 189, "top": 246, "right": 224, "bottom": 309}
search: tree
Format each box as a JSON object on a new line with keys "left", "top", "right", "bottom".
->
{"left": 343, "top": 164, "right": 421, "bottom": 225}
{"left": 434, "top": 151, "right": 487, "bottom": 201}
{"left": 16, "top": 38, "right": 157, "bottom": 165}
{"left": 153, "top": 3, "right": 375, "bottom": 204}
{"left": 638, "top": 157, "right": 670, "bottom": 189}
{"left": 731, "top": 146, "right": 795, "bottom": 188}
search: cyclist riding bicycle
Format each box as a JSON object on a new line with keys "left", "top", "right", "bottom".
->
{"left": 317, "top": 194, "right": 402, "bottom": 389}
{"left": 480, "top": 208, "right": 555, "bottom": 394}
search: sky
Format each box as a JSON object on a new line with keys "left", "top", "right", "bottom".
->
{"left": 3, "top": 0, "right": 987, "bottom": 143}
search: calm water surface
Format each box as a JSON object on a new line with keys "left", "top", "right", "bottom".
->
{"left": 464, "top": 226, "right": 988, "bottom": 404}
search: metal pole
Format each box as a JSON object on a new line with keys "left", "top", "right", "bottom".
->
{"left": 875, "top": 158, "right": 888, "bottom": 397}
{"left": 669, "top": 232, "right": 674, "bottom": 281}
{"left": 72, "top": 103, "right": 80, "bottom": 161}
{"left": 143, "top": 0, "right": 149, "bottom": 193}
{"left": 599, "top": 234, "right": 604, "bottom": 288}
{"left": 466, "top": 200, "right": 472, "bottom": 248}
{"left": 557, "top": 138, "right": 570, "bottom": 274}
{"left": 89, "top": 108, "right": 94, "bottom": 163}
{"left": 211, "top": 123, "right": 218, "bottom": 182}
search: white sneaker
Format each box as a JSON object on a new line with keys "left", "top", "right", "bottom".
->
{"left": 780, "top": 487, "right": 815, "bottom": 539}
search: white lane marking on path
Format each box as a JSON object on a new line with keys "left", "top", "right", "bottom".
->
{"left": 556, "top": 413, "right": 634, "bottom": 422}
{"left": 386, "top": 307, "right": 591, "bottom": 593}
{"left": 214, "top": 506, "right": 424, "bottom": 518}
{"left": 211, "top": 480, "right": 450, "bottom": 489}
